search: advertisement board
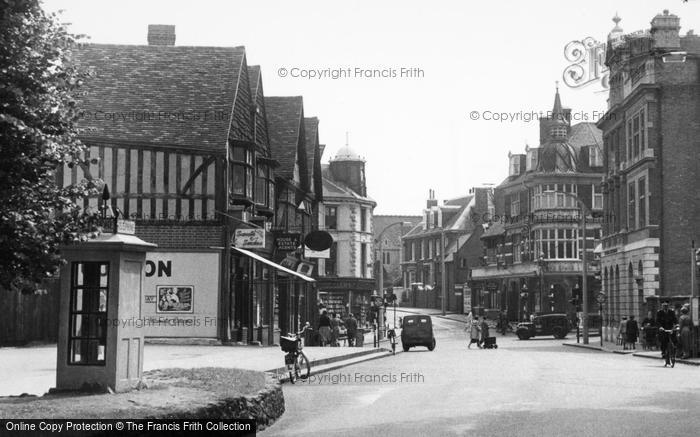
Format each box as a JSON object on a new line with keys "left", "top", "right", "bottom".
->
{"left": 142, "top": 251, "right": 220, "bottom": 337}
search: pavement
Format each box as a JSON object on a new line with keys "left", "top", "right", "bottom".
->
{"left": 563, "top": 335, "right": 700, "bottom": 366}
{"left": 0, "top": 340, "right": 392, "bottom": 397}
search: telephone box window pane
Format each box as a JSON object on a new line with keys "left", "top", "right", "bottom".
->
{"left": 73, "top": 289, "right": 84, "bottom": 311}
{"left": 69, "top": 262, "right": 109, "bottom": 366}
{"left": 71, "top": 315, "right": 84, "bottom": 337}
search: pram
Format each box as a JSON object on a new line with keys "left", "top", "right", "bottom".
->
{"left": 482, "top": 336, "right": 498, "bottom": 349}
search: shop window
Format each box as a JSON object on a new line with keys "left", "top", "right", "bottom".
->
{"left": 69, "top": 262, "right": 109, "bottom": 365}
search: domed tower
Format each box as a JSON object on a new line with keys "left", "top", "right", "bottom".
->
{"left": 537, "top": 86, "right": 579, "bottom": 172}
{"left": 608, "top": 13, "right": 624, "bottom": 46}
{"left": 329, "top": 137, "right": 367, "bottom": 196}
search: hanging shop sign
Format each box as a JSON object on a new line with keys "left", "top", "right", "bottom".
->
{"left": 234, "top": 229, "right": 265, "bottom": 249}
{"left": 275, "top": 233, "right": 301, "bottom": 252}
{"left": 304, "top": 246, "right": 330, "bottom": 258}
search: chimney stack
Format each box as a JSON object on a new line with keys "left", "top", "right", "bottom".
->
{"left": 426, "top": 189, "right": 438, "bottom": 208}
{"left": 148, "top": 24, "right": 176, "bottom": 46}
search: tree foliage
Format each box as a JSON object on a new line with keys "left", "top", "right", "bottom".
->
{"left": 0, "top": 0, "right": 100, "bottom": 292}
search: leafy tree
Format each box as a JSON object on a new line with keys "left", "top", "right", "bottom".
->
{"left": 0, "top": 0, "right": 100, "bottom": 292}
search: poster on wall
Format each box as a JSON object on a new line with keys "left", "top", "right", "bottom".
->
{"left": 142, "top": 251, "right": 220, "bottom": 338}
{"left": 156, "top": 285, "right": 194, "bottom": 313}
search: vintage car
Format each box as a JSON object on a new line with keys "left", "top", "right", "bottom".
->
{"left": 516, "top": 314, "right": 571, "bottom": 340}
{"left": 401, "top": 315, "right": 436, "bottom": 351}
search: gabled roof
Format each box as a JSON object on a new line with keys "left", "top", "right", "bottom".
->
{"left": 248, "top": 65, "right": 271, "bottom": 156}
{"left": 72, "top": 44, "right": 249, "bottom": 152}
{"left": 265, "top": 96, "right": 307, "bottom": 182}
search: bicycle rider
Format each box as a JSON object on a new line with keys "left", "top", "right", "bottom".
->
{"left": 656, "top": 301, "right": 678, "bottom": 364}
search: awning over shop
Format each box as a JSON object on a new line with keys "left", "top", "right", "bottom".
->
{"left": 232, "top": 246, "right": 316, "bottom": 282}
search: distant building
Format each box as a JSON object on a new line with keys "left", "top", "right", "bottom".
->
{"left": 373, "top": 215, "right": 421, "bottom": 299}
{"left": 598, "top": 11, "right": 700, "bottom": 322}
{"left": 315, "top": 144, "right": 376, "bottom": 325}
{"left": 401, "top": 188, "right": 492, "bottom": 313}
{"left": 470, "top": 87, "right": 604, "bottom": 321}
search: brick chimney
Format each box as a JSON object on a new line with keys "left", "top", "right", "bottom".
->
{"left": 148, "top": 24, "right": 176, "bottom": 46}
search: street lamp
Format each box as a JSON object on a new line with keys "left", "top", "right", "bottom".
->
{"left": 376, "top": 221, "right": 412, "bottom": 339}
{"left": 520, "top": 283, "right": 529, "bottom": 321}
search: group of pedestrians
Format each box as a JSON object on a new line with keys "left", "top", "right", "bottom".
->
{"left": 317, "top": 310, "right": 359, "bottom": 347}
{"left": 465, "top": 312, "right": 491, "bottom": 348}
{"left": 618, "top": 301, "right": 693, "bottom": 364}
{"left": 617, "top": 315, "right": 639, "bottom": 350}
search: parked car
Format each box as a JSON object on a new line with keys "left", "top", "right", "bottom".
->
{"left": 401, "top": 315, "right": 436, "bottom": 351}
{"left": 516, "top": 314, "right": 571, "bottom": 340}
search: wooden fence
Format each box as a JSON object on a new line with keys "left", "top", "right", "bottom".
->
{"left": 0, "top": 279, "right": 60, "bottom": 346}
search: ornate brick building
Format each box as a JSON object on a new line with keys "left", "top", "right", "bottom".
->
{"left": 598, "top": 11, "right": 700, "bottom": 324}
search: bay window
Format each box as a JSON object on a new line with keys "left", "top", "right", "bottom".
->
{"left": 533, "top": 184, "right": 577, "bottom": 210}
{"left": 534, "top": 228, "right": 579, "bottom": 260}
{"left": 230, "top": 146, "right": 253, "bottom": 200}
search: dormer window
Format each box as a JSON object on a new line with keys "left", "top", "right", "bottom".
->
{"left": 589, "top": 146, "right": 602, "bottom": 167}
{"left": 526, "top": 148, "right": 539, "bottom": 171}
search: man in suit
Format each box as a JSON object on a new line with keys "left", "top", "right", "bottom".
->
{"left": 656, "top": 301, "right": 678, "bottom": 363}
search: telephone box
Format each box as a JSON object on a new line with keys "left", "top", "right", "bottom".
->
{"left": 56, "top": 231, "right": 156, "bottom": 392}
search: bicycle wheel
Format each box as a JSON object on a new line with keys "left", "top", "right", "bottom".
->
{"left": 296, "top": 351, "right": 310, "bottom": 380}
{"left": 670, "top": 344, "right": 676, "bottom": 368}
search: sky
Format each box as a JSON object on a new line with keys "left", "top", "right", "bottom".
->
{"left": 44, "top": 0, "right": 700, "bottom": 215}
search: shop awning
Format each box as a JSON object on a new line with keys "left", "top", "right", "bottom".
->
{"left": 232, "top": 247, "right": 316, "bottom": 282}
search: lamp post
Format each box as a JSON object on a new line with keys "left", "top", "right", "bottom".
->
{"left": 376, "top": 221, "right": 412, "bottom": 339}
{"left": 441, "top": 228, "right": 447, "bottom": 316}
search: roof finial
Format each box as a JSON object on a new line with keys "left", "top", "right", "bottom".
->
{"left": 613, "top": 12, "right": 621, "bottom": 26}
{"left": 345, "top": 131, "right": 349, "bottom": 147}
{"left": 555, "top": 80, "right": 559, "bottom": 93}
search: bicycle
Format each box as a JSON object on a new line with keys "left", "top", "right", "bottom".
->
{"left": 658, "top": 326, "right": 679, "bottom": 368}
{"left": 387, "top": 326, "right": 397, "bottom": 355}
{"left": 280, "top": 323, "right": 312, "bottom": 383}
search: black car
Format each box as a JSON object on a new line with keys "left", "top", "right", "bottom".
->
{"left": 401, "top": 315, "right": 436, "bottom": 351}
{"left": 516, "top": 314, "right": 571, "bottom": 340}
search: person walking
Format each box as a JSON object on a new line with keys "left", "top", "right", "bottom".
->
{"left": 618, "top": 316, "right": 628, "bottom": 349}
{"left": 318, "top": 310, "right": 332, "bottom": 346}
{"left": 345, "top": 313, "right": 358, "bottom": 347}
{"left": 626, "top": 315, "right": 639, "bottom": 350}
{"left": 679, "top": 306, "right": 692, "bottom": 359}
{"left": 468, "top": 318, "right": 481, "bottom": 348}
{"left": 641, "top": 311, "right": 655, "bottom": 350}
{"left": 329, "top": 312, "right": 343, "bottom": 347}
{"left": 480, "top": 317, "right": 490, "bottom": 346}
{"left": 657, "top": 301, "right": 678, "bottom": 363}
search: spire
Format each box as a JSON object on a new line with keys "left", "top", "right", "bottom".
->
{"left": 549, "top": 84, "right": 567, "bottom": 142}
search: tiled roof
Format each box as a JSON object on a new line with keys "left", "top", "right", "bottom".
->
{"left": 481, "top": 221, "right": 505, "bottom": 238}
{"left": 569, "top": 122, "right": 603, "bottom": 151}
{"left": 322, "top": 176, "right": 375, "bottom": 203}
{"left": 72, "top": 44, "right": 249, "bottom": 152}
{"left": 266, "top": 96, "right": 305, "bottom": 181}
